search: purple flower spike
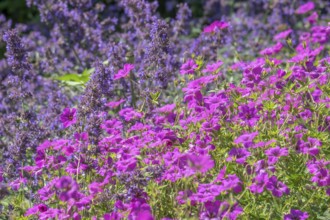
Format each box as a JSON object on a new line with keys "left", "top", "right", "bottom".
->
{"left": 60, "top": 107, "right": 77, "bottom": 128}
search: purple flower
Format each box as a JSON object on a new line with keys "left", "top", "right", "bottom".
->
{"left": 249, "top": 172, "right": 269, "bottom": 194}
{"left": 180, "top": 59, "right": 198, "bottom": 75}
{"left": 221, "top": 174, "right": 243, "bottom": 193}
{"left": 104, "top": 212, "right": 122, "bottom": 220}
{"left": 187, "top": 153, "right": 214, "bottom": 173}
{"left": 284, "top": 209, "right": 309, "bottom": 220}
{"left": 119, "top": 108, "right": 143, "bottom": 121}
{"left": 202, "top": 60, "right": 223, "bottom": 73}
{"left": 266, "top": 176, "right": 290, "bottom": 197}
{"left": 60, "top": 107, "right": 77, "bottom": 128}
{"left": 25, "top": 204, "right": 48, "bottom": 216}
{"left": 296, "top": 2, "right": 315, "bottom": 14}
{"left": 238, "top": 103, "right": 260, "bottom": 127}
{"left": 274, "top": 29, "right": 292, "bottom": 41}
{"left": 234, "top": 132, "right": 259, "bottom": 148}
{"left": 297, "top": 137, "right": 321, "bottom": 156}
{"left": 307, "top": 11, "right": 318, "bottom": 23}
{"left": 265, "top": 146, "right": 288, "bottom": 165}
{"left": 218, "top": 201, "right": 243, "bottom": 220}
{"left": 260, "top": 42, "right": 283, "bottom": 56}
{"left": 227, "top": 148, "right": 251, "bottom": 164}
{"left": 200, "top": 200, "right": 222, "bottom": 219}
{"left": 114, "top": 64, "right": 134, "bottom": 80}
{"left": 106, "top": 99, "right": 125, "bottom": 108}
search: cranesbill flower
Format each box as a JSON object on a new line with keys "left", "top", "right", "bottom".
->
{"left": 266, "top": 176, "right": 290, "bottom": 197}
{"left": 106, "top": 99, "right": 125, "bottom": 108}
{"left": 218, "top": 201, "right": 243, "bottom": 220}
{"left": 227, "top": 148, "right": 251, "bottom": 164}
{"left": 119, "top": 108, "right": 143, "bottom": 121}
{"left": 114, "top": 64, "right": 134, "bottom": 80}
{"left": 274, "top": 29, "right": 292, "bottom": 41}
{"left": 234, "top": 132, "right": 259, "bottom": 147}
{"left": 187, "top": 153, "right": 214, "bottom": 173}
{"left": 295, "top": 2, "right": 315, "bottom": 14}
{"left": 260, "top": 42, "right": 283, "bottom": 56}
{"left": 180, "top": 59, "right": 198, "bottom": 75}
{"left": 25, "top": 204, "right": 48, "bottom": 216}
{"left": 221, "top": 174, "right": 242, "bottom": 193}
{"left": 199, "top": 200, "right": 221, "bottom": 219}
{"left": 265, "top": 146, "right": 288, "bottom": 165}
{"left": 238, "top": 102, "right": 260, "bottom": 127}
{"left": 297, "top": 137, "right": 321, "bottom": 156}
{"left": 284, "top": 209, "right": 309, "bottom": 220}
{"left": 202, "top": 60, "right": 223, "bottom": 73}
{"left": 307, "top": 11, "right": 318, "bottom": 23}
{"left": 249, "top": 172, "right": 269, "bottom": 194}
{"left": 203, "top": 21, "right": 229, "bottom": 33}
{"left": 60, "top": 107, "right": 77, "bottom": 128}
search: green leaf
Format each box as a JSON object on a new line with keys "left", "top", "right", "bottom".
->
{"left": 54, "top": 67, "right": 93, "bottom": 86}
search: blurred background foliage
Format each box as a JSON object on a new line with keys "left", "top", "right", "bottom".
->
{"left": 0, "top": 0, "right": 38, "bottom": 23}
{"left": 1, "top": 0, "right": 208, "bottom": 24}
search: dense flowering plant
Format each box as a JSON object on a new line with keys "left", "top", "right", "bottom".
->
{"left": 0, "top": 0, "right": 330, "bottom": 219}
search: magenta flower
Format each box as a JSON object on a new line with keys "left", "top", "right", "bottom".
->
{"left": 296, "top": 2, "right": 315, "bottom": 14}
{"left": 180, "top": 59, "right": 198, "bottom": 75}
{"left": 227, "top": 148, "right": 251, "bottom": 164}
{"left": 218, "top": 201, "right": 243, "bottom": 220}
{"left": 297, "top": 137, "right": 321, "bottom": 156}
{"left": 104, "top": 212, "right": 122, "bottom": 220}
{"left": 119, "top": 108, "right": 143, "bottom": 121}
{"left": 265, "top": 146, "right": 288, "bottom": 165}
{"left": 284, "top": 209, "right": 309, "bottom": 220}
{"left": 187, "top": 153, "right": 214, "bottom": 173}
{"left": 266, "top": 176, "right": 290, "bottom": 197}
{"left": 260, "top": 42, "right": 283, "bottom": 56}
{"left": 202, "top": 60, "right": 223, "bottom": 73}
{"left": 249, "top": 172, "right": 269, "bottom": 194}
{"left": 238, "top": 102, "right": 260, "bottom": 127}
{"left": 25, "top": 204, "right": 48, "bottom": 216}
{"left": 60, "top": 107, "right": 77, "bottom": 128}
{"left": 307, "top": 11, "right": 318, "bottom": 23}
{"left": 200, "top": 200, "right": 222, "bottom": 219}
{"left": 203, "top": 21, "right": 229, "bottom": 33}
{"left": 114, "top": 64, "right": 134, "bottom": 80}
{"left": 234, "top": 131, "right": 259, "bottom": 148}
{"left": 106, "top": 99, "right": 125, "bottom": 108}
{"left": 274, "top": 29, "right": 292, "bottom": 41}
{"left": 221, "top": 174, "right": 243, "bottom": 193}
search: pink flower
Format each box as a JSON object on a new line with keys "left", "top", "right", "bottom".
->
{"left": 119, "top": 108, "right": 143, "bottom": 121}
{"left": 202, "top": 60, "right": 223, "bottom": 73}
{"left": 60, "top": 107, "right": 77, "bottom": 128}
{"left": 106, "top": 99, "right": 125, "bottom": 108}
{"left": 295, "top": 2, "right": 315, "bottom": 14}
{"left": 114, "top": 64, "right": 134, "bottom": 80}
{"left": 260, "top": 42, "right": 283, "bottom": 56}
{"left": 273, "top": 29, "right": 292, "bottom": 41}
{"left": 25, "top": 204, "right": 48, "bottom": 216}
{"left": 180, "top": 59, "right": 198, "bottom": 75}
{"left": 307, "top": 11, "right": 318, "bottom": 23}
{"left": 203, "top": 21, "right": 229, "bottom": 33}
